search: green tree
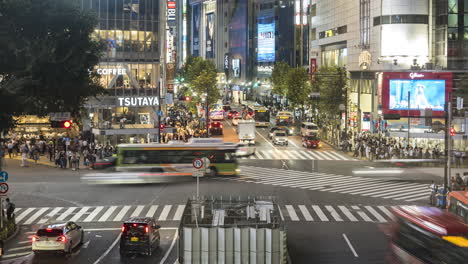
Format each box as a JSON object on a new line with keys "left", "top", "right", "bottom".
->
{"left": 285, "top": 68, "right": 311, "bottom": 121}
{"left": 315, "top": 66, "right": 348, "bottom": 117}
{"left": 271, "top": 61, "right": 291, "bottom": 96}
{"left": 181, "top": 56, "right": 219, "bottom": 113}
{"left": 0, "top": 0, "right": 105, "bottom": 132}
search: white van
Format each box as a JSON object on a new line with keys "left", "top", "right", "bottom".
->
{"left": 300, "top": 122, "right": 319, "bottom": 136}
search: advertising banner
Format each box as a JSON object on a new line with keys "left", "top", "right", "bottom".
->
{"left": 258, "top": 20, "right": 275, "bottom": 62}
{"left": 191, "top": 3, "right": 200, "bottom": 56}
{"left": 389, "top": 80, "right": 445, "bottom": 111}
{"left": 206, "top": 13, "right": 215, "bottom": 58}
{"left": 232, "top": 59, "right": 241, "bottom": 78}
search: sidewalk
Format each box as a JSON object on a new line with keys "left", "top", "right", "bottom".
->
{"left": 9, "top": 155, "right": 56, "bottom": 168}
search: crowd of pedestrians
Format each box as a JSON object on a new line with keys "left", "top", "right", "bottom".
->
{"left": 0, "top": 136, "right": 116, "bottom": 170}
{"left": 340, "top": 132, "right": 446, "bottom": 161}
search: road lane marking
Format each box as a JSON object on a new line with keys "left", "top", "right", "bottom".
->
{"left": 343, "top": 234, "right": 359, "bottom": 257}
{"left": 288, "top": 139, "right": 299, "bottom": 148}
{"left": 298, "top": 205, "right": 313, "bottom": 221}
{"left": 378, "top": 206, "right": 394, "bottom": 219}
{"left": 84, "top": 206, "right": 104, "bottom": 222}
{"left": 159, "top": 205, "right": 172, "bottom": 221}
{"left": 343, "top": 182, "right": 416, "bottom": 194}
{"left": 351, "top": 206, "right": 373, "bottom": 222}
{"left": 16, "top": 208, "right": 36, "bottom": 223}
{"left": 38, "top": 207, "right": 63, "bottom": 224}
{"left": 130, "top": 205, "right": 145, "bottom": 217}
{"left": 383, "top": 189, "right": 430, "bottom": 199}
{"left": 307, "top": 151, "right": 323, "bottom": 160}
{"left": 7, "top": 245, "right": 31, "bottom": 251}
{"left": 146, "top": 205, "right": 159, "bottom": 217}
{"left": 256, "top": 130, "right": 277, "bottom": 150}
{"left": 0, "top": 252, "right": 31, "bottom": 259}
{"left": 23, "top": 207, "right": 49, "bottom": 225}
{"left": 338, "top": 206, "right": 358, "bottom": 222}
{"left": 286, "top": 205, "right": 299, "bottom": 221}
{"left": 312, "top": 205, "right": 329, "bottom": 221}
{"left": 301, "top": 151, "right": 315, "bottom": 159}
{"left": 277, "top": 204, "right": 284, "bottom": 221}
{"left": 406, "top": 196, "right": 428, "bottom": 202}
{"left": 360, "top": 184, "right": 425, "bottom": 196}
{"left": 113, "top": 205, "right": 131, "bottom": 221}
{"left": 365, "top": 206, "right": 387, "bottom": 223}
{"left": 325, "top": 205, "right": 343, "bottom": 221}
{"left": 93, "top": 234, "right": 121, "bottom": 264}
{"left": 70, "top": 207, "right": 90, "bottom": 222}
{"left": 160, "top": 229, "right": 179, "bottom": 264}
{"left": 98, "top": 206, "right": 117, "bottom": 222}
{"left": 320, "top": 151, "right": 340, "bottom": 160}
{"left": 173, "top": 205, "right": 185, "bottom": 221}
{"left": 18, "top": 240, "right": 31, "bottom": 245}
{"left": 56, "top": 207, "right": 77, "bottom": 221}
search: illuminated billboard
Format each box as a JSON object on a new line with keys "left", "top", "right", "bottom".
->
{"left": 389, "top": 80, "right": 445, "bottom": 111}
{"left": 191, "top": 3, "right": 200, "bottom": 56}
{"left": 382, "top": 72, "right": 452, "bottom": 117}
{"left": 206, "top": 13, "right": 215, "bottom": 58}
{"left": 258, "top": 21, "right": 275, "bottom": 62}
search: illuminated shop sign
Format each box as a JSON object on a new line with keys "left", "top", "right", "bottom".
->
{"left": 409, "top": 72, "right": 424, "bottom": 79}
{"left": 97, "top": 68, "right": 126, "bottom": 75}
{"left": 117, "top": 97, "right": 159, "bottom": 107}
{"left": 167, "top": 1, "right": 176, "bottom": 21}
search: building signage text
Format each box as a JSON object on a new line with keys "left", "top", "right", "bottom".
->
{"left": 167, "top": 1, "right": 176, "bottom": 21}
{"left": 409, "top": 72, "right": 424, "bottom": 79}
{"left": 117, "top": 97, "right": 159, "bottom": 107}
{"left": 97, "top": 68, "right": 126, "bottom": 75}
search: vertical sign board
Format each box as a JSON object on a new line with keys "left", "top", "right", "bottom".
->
{"left": 205, "top": 13, "right": 215, "bottom": 58}
{"left": 191, "top": 3, "right": 200, "bottom": 56}
{"left": 167, "top": 1, "right": 176, "bottom": 24}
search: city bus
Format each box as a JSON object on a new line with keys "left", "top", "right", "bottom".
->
{"left": 252, "top": 106, "right": 270, "bottom": 127}
{"left": 115, "top": 139, "right": 241, "bottom": 178}
{"left": 447, "top": 191, "right": 468, "bottom": 223}
{"left": 275, "top": 111, "right": 295, "bottom": 135}
{"left": 388, "top": 206, "right": 468, "bottom": 264}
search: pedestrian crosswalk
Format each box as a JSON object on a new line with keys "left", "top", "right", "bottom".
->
{"left": 225, "top": 166, "right": 430, "bottom": 202}
{"left": 12, "top": 204, "right": 403, "bottom": 225}
{"left": 239, "top": 149, "right": 357, "bottom": 161}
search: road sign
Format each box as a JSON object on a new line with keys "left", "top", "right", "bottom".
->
{"left": 192, "top": 158, "right": 204, "bottom": 169}
{"left": 192, "top": 170, "right": 204, "bottom": 177}
{"left": 49, "top": 112, "right": 71, "bottom": 121}
{"left": 0, "top": 171, "right": 8, "bottom": 183}
{"left": 0, "top": 183, "right": 8, "bottom": 194}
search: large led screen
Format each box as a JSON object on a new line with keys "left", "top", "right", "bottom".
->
{"left": 389, "top": 79, "right": 446, "bottom": 111}
{"left": 258, "top": 22, "right": 275, "bottom": 62}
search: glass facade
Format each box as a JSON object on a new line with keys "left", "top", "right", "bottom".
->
{"left": 76, "top": 0, "right": 160, "bottom": 92}
{"left": 321, "top": 48, "right": 348, "bottom": 67}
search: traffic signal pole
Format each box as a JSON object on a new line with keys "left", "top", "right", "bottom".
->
{"left": 444, "top": 101, "right": 452, "bottom": 194}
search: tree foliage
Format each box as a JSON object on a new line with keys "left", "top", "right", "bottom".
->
{"left": 314, "top": 66, "right": 348, "bottom": 117}
{"left": 181, "top": 56, "right": 220, "bottom": 110}
{"left": 271, "top": 61, "right": 291, "bottom": 96}
{"left": 0, "top": 0, "right": 105, "bottom": 132}
{"left": 285, "top": 68, "right": 311, "bottom": 108}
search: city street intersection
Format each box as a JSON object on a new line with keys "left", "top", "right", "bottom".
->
{"left": 0, "top": 120, "right": 441, "bottom": 264}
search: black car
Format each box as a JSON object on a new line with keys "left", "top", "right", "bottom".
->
{"left": 209, "top": 121, "right": 223, "bottom": 135}
{"left": 120, "top": 217, "right": 161, "bottom": 256}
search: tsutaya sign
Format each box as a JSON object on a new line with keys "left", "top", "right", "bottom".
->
{"left": 117, "top": 97, "right": 159, "bottom": 107}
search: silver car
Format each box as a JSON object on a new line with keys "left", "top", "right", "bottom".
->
{"left": 272, "top": 131, "right": 288, "bottom": 146}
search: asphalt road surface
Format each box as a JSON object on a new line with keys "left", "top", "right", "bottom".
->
{"left": 0, "top": 117, "right": 444, "bottom": 264}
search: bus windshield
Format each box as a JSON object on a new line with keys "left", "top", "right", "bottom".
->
{"left": 254, "top": 110, "right": 270, "bottom": 122}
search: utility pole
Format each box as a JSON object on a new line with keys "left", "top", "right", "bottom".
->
{"left": 206, "top": 86, "right": 210, "bottom": 137}
{"left": 444, "top": 101, "right": 452, "bottom": 193}
{"left": 407, "top": 91, "right": 410, "bottom": 142}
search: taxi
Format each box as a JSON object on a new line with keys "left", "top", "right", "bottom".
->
{"left": 302, "top": 135, "right": 322, "bottom": 149}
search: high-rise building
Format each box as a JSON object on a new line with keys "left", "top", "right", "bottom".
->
{"left": 75, "top": 0, "right": 163, "bottom": 144}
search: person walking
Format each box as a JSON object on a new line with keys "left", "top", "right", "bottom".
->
{"left": 7, "top": 142, "right": 13, "bottom": 159}
{"left": 20, "top": 143, "right": 29, "bottom": 167}
{"left": 0, "top": 144, "right": 5, "bottom": 171}
{"left": 5, "top": 198, "right": 15, "bottom": 220}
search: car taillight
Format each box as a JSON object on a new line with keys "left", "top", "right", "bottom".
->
{"left": 209, "top": 125, "right": 212, "bottom": 128}
{"left": 121, "top": 225, "right": 125, "bottom": 232}
{"left": 57, "top": 236, "right": 66, "bottom": 242}
{"left": 32, "top": 236, "right": 39, "bottom": 242}
{"left": 145, "top": 226, "right": 149, "bottom": 233}
{"left": 220, "top": 124, "right": 223, "bottom": 128}
{"left": 46, "top": 228, "right": 53, "bottom": 232}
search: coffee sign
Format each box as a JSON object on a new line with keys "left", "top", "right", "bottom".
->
{"left": 117, "top": 97, "right": 159, "bottom": 107}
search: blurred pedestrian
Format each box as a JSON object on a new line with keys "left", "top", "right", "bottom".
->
{"left": 5, "top": 198, "right": 15, "bottom": 220}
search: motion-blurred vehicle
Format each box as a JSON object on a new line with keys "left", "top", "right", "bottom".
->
{"left": 300, "top": 122, "right": 319, "bottom": 137}
{"left": 272, "top": 131, "right": 288, "bottom": 146}
{"left": 387, "top": 206, "right": 468, "bottom": 264}
{"left": 120, "top": 217, "right": 161, "bottom": 256}
{"left": 268, "top": 127, "right": 286, "bottom": 139}
{"left": 302, "top": 135, "right": 322, "bottom": 149}
{"left": 226, "top": 110, "right": 238, "bottom": 119}
{"left": 92, "top": 156, "right": 117, "bottom": 170}
{"left": 232, "top": 116, "right": 242, "bottom": 126}
{"left": 223, "top": 105, "right": 232, "bottom": 112}
{"left": 32, "top": 222, "right": 84, "bottom": 255}
{"left": 237, "top": 120, "right": 256, "bottom": 145}
{"left": 447, "top": 191, "right": 468, "bottom": 223}
{"left": 209, "top": 121, "right": 223, "bottom": 135}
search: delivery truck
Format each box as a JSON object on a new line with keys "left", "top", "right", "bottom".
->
{"left": 237, "top": 120, "right": 256, "bottom": 145}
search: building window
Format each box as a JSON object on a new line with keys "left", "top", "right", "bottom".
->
{"left": 373, "top": 15, "right": 429, "bottom": 26}
{"left": 449, "top": 0, "right": 458, "bottom": 13}
{"left": 318, "top": 26, "right": 347, "bottom": 39}
{"left": 449, "top": 28, "right": 459, "bottom": 40}
{"left": 311, "top": 28, "right": 316, "bottom": 41}
{"left": 448, "top": 14, "right": 458, "bottom": 27}
{"left": 310, "top": 4, "right": 316, "bottom": 17}
{"left": 360, "top": 0, "right": 370, "bottom": 48}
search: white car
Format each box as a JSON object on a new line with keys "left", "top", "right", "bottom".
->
{"left": 32, "top": 222, "right": 84, "bottom": 254}
{"left": 272, "top": 131, "right": 288, "bottom": 146}
{"left": 232, "top": 116, "right": 242, "bottom": 126}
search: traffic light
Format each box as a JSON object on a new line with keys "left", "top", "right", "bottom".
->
{"left": 159, "top": 124, "right": 165, "bottom": 130}
{"left": 185, "top": 96, "right": 191, "bottom": 102}
{"left": 51, "top": 120, "right": 72, "bottom": 129}
{"left": 450, "top": 127, "right": 455, "bottom": 136}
